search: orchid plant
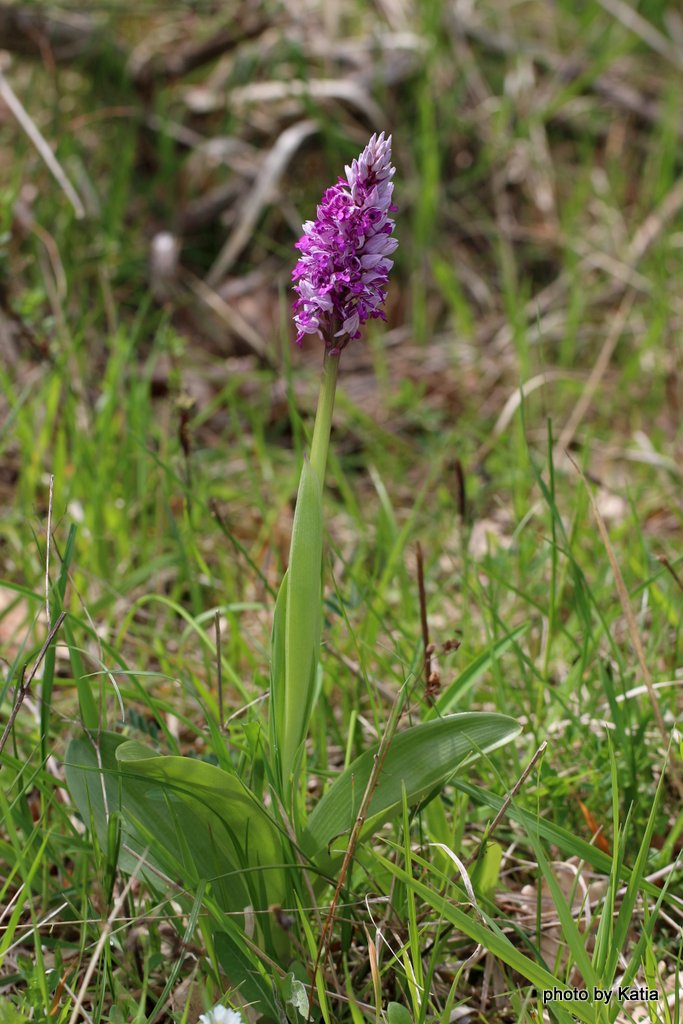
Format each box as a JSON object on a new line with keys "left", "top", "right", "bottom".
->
{"left": 65, "top": 135, "right": 520, "bottom": 1021}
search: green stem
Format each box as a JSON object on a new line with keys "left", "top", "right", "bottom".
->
{"left": 309, "top": 349, "right": 340, "bottom": 484}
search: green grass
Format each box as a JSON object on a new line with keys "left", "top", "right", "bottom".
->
{"left": 1, "top": 0, "right": 682, "bottom": 1021}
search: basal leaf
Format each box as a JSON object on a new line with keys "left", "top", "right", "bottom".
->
{"left": 64, "top": 732, "right": 140, "bottom": 875}
{"left": 387, "top": 1004, "right": 413, "bottom": 1024}
{"left": 65, "top": 732, "right": 289, "bottom": 916}
{"left": 303, "top": 712, "right": 520, "bottom": 866}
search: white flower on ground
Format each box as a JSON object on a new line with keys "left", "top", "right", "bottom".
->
{"left": 198, "top": 1005, "right": 244, "bottom": 1024}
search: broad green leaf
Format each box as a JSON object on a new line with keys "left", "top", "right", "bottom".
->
{"left": 471, "top": 841, "right": 502, "bottom": 900}
{"left": 277, "top": 458, "right": 323, "bottom": 788}
{"left": 303, "top": 713, "right": 521, "bottom": 866}
{"left": 387, "top": 1004, "right": 413, "bottom": 1024}
{"left": 65, "top": 732, "right": 289, "bottom": 916}
{"left": 426, "top": 624, "right": 529, "bottom": 718}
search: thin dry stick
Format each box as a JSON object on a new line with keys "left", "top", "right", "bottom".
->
{"left": 596, "top": 0, "right": 683, "bottom": 72}
{"left": 306, "top": 693, "right": 405, "bottom": 1022}
{"left": 206, "top": 118, "right": 317, "bottom": 285}
{"left": 465, "top": 740, "right": 548, "bottom": 868}
{"left": 568, "top": 454, "right": 683, "bottom": 801}
{"left": 0, "top": 611, "right": 66, "bottom": 762}
{"left": 658, "top": 557, "right": 683, "bottom": 595}
{"left": 558, "top": 290, "right": 635, "bottom": 452}
{"left": 184, "top": 271, "right": 274, "bottom": 366}
{"left": 45, "top": 474, "right": 54, "bottom": 631}
{"left": 0, "top": 71, "right": 85, "bottom": 219}
{"left": 559, "top": 174, "right": 683, "bottom": 450}
{"left": 416, "top": 542, "right": 432, "bottom": 690}
{"left": 67, "top": 858, "right": 146, "bottom": 1024}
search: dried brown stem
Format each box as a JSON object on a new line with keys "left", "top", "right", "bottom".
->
{"left": 131, "top": 14, "right": 270, "bottom": 91}
{"left": 465, "top": 741, "right": 548, "bottom": 868}
{"left": 307, "top": 692, "right": 405, "bottom": 1022}
{"left": 416, "top": 542, "right": 433, "bottom": 701}
{"left": 0, "top": 70, "right": 85, "bottom": 219}
{"left": 0, "top": 611, "right": 67, "bottom": 763}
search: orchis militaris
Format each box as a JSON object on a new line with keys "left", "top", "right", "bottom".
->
{"left": 297, "top": 129, "right": 397, "bottom": 481}
{"left": 65, "top": 130, "right": 523, "bottom": 1007}
{"left": 270, "top": 134, "right": 397, "bottom": 798}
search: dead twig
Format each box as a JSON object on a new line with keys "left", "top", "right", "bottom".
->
{"left": 130, "top": 14, "right": 270, "bottom": 91}
{"left": 465, "top": 741, "right": 548, "bottom": 868}
{"left": 307, "top": 688, "right": 408, "bottom": 1022}
{"left": 0, "top": 611, "right": 67, "bottom": 763}
{"left": 0, "top": 3, "right": 106, "bottom": 62}
{"left": 415, "top": 542, "right": 434, "bottom": 700}
{"left": 206, "top": 118, "right": 318, "bottom": 286}
{"left": 0, "top": 70, "right": 85, "bottom": 219}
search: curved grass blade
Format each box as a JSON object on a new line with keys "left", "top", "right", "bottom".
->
{"left": 453, "top": 779, "right": 682, "bottom": 909}
{"left": 378, "top": 853, "right": 598, "bottom": 1024}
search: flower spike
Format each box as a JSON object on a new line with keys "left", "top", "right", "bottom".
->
{"left": 292, "top": 132, "right": 397, "bottom": 351}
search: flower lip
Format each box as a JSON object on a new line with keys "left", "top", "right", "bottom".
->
{"left": 292, "top": 131, "right": 397, "bottom": 350}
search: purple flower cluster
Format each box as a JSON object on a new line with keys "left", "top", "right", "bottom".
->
{"left": 292, "top": 132, "right": 397, "bottom": 350}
